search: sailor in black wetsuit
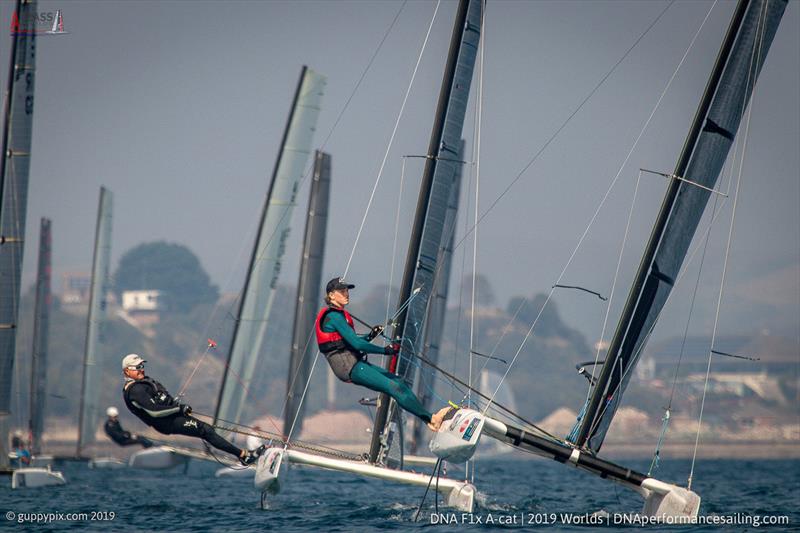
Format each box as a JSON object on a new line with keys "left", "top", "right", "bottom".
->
{"left": 120, "top": 353, "right": 263, "bottom": 465}
{"left": 104, "top": 406, "right": 153, "bottom": 448}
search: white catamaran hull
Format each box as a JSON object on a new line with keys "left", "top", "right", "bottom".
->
{"left": 215, "top": 466, "right": 255, "bottom": 478}
{"left": 88, "top": 457, "right": 127, "bottom": 469}
{"left": 255, "top": 447, "right": 475, "bottom": 512}
{"left": 128, "top": 446, "right": 187, "bottom": 470}
{"left": 11, "top": 467, "right": 67, "bottom": 489}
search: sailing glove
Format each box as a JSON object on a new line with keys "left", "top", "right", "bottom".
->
{"left": 180, "top": 404, "right": 192, "bottom": 416}
{"left": 384, "top": 344, "right": 400, "bottom": 356}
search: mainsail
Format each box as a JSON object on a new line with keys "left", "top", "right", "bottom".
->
{"left": 215, "top": 67, "right": 325, "bottom": 427}
{"left": 410, "top": 141, "right": 464, "bottom": 454}
{"left": 284, "top": 150, "right": 331, "bottom": 435}
{"left": 29, "top": 218, "right": 51, "bottom": 456}
{"left": 573, "top": 0, "right": 788, "bottom": 453}
{"left": 0, "top": 0, "right": 37, "bottom": 469}
{"left": 369, "top": 0, "right": 482, "bottom": 463}
{"left": 77, "top": 187, "right": 113, "bottom": 456}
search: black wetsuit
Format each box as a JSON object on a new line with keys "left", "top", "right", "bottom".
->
{"left": 104, "top": 418, "right": 153, "bottom": 448}
{"left": 123, "top": 377, "right": 242, "bottom": 458}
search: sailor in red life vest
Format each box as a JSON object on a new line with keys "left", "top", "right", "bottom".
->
{"left": 315, "top": 277, "right": 450, "bottom": 431}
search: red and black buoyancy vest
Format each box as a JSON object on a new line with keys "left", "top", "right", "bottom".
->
{"left": 315, "top": 306, "right": 355, "bottom": 354}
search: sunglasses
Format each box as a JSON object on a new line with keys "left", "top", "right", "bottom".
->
{"left": 127, "top": 363, "right": 144, "bottom": 371}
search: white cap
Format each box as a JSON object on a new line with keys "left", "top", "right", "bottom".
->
{"left": 121, "top": 353, "right": 146, "bottom": 371}
{"left": 106, "top": 406, "right": 119, "bottom": 417}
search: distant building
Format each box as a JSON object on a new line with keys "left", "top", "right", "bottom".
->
{"left": 61, "top": 272, "right": 91, "bottom": 305}
{"left": 120, "top": 290, "right": 163, "bottom": 327}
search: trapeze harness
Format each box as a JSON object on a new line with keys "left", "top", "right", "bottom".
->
{"left": 315, "top": 306, "right": 363, "bottom": 382}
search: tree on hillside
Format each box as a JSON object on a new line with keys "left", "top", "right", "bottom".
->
{"left": 113, "top": 241, "right": 219, "bottom": 314}
{"left": 459, "top": 273, "right": 495, "bottom": 307}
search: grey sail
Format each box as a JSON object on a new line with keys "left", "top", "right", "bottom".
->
{"left": 369, "top": 0, "right": 482, "bottom": 463}
{"left": 77, "top": 187, "right": 113, "bottom": 456}
{"left": 410, "top": 141, "right": 464, "bottom": 454}
{"left": 0, "top": 0, "right": 37, "bottom": 469}
{"left": 284, "top": 151, "right": 331, "bottom": 436}
{"left": 215, "top": 67, "right": 325, "bottom": 427}
{"left": 574, "top": 0, "right": 787, "bottom": 453}
{"left": 29, "top": 218, "right": 51, "bottom": 456}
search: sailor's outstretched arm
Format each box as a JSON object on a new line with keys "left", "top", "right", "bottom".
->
{"left": 325, "top": 313, "right": 388, "bottom": 355}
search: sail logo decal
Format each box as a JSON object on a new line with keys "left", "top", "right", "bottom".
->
{"left": 459, "top": 417, "right": 471, "bottom": 433}
{"left": 10, "top": 9, "right": 69, "bottom": 36}
{"left": 462, "top": 418, "right": 479, "bottom": 441}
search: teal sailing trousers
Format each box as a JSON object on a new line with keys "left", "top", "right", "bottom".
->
{"left": 349, "top": 361, "right": 432, "bottom": 423}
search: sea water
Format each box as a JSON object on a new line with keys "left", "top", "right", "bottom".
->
{"left": 2, "top": 457, "right": 798, "bottom": 531}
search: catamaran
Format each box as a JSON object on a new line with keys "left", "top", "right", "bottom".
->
{"left": 244, "top": 0, "right": 787, "bottom": 519}
{"left": 252, "top": 0, "right": 484, "bottom": 512}
{"left": 424, "top": 0, "right": 787, "bottom": 520}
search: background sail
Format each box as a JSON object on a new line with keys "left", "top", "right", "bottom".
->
{"left": 215, "top": 67, "right": 325, "bottom": 427}
{"left": 29, "top": 218, "right": 51, "bottom": 455}
{"left": 284, "top": 150, "right": 331, "bottom": 436}
{"left": 578, "top": 0, "right": 787, "bottom": 453}
{"left": 0, "top": 0, "right": 37, "bottom": 468}
{"left": 78, "top": 187, "right": 113, "bottom": 456}
{"left": 369, "top": 0, "right": 482, "bottom": 463}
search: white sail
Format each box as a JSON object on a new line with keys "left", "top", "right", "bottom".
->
{"left": 77, "top": 187, "right": 113, "bottom": 456}
{"left": 216, "top": 67, "right": 326, "bottom": 427}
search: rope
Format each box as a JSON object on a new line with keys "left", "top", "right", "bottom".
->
{"left": 648, "top": 409, "right": 670, "bottom": 476}
{"left": 343, "top": 0, "right": 442, "bottom": 278}
{"left": 414, "top": 458, "right": 442, "bottom": 522}
{"left": 689, "top": 0, "right": 768, "bottom": 490}
{"left": 193, "top": 411, "right": 361, "bottom": 461}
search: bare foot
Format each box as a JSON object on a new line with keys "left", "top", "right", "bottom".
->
{"left": 428, "top": 406, "right": 454, "bottom": 431}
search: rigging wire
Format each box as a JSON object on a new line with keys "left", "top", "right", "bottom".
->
{"left": 384, "top": 157, "right": 408, "bottom": 339}
{"left": 481, "top": 0, "right": 718, "bottom": 417}
{"left": 465, "top": 0, "right": 486, "bottom": 486}
{"left": 343, "top": 0, "right": 442, "bottom": 278}
{"left": 689, "top": 0, "right": 769, "bottom": 490}
{"left": 449, "top": 0, "right": 677, "bottom": 255}
{"left": 403, "top": 1, "right": 684, "bottom": 407}
{"left": 581, "top": 168, "right": 642, "bottom": 408}
{"left": 176, "top": 0, "right": 409, "bottom": 397}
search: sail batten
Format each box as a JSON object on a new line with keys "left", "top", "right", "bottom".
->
{"left": 77, "top": 187, "right": 113, "bottom": 456}
{"left": 575, "top": 0, "right": 787, "bottom": 452}
{"left": 369, "top": 0, "right": 482, "bottom": 464}
{"left": 215, "top": 67, "right": 325, "bottom": 427}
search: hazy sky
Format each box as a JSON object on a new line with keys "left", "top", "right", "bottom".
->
{"left": 2, "top": 0, "right": 798, "bottom": 347}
